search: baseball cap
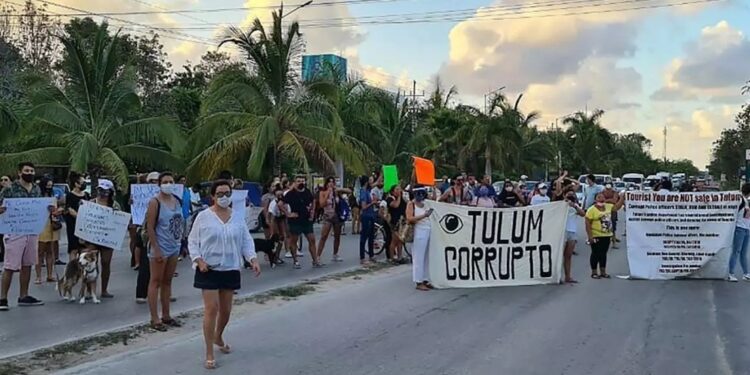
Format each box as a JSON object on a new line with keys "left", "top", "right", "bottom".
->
{"left": 98, "top": 179, "right": 114, "bottom": 190}
{"left": 146, "top": 171, "right": 159, "bottom": 182}
{"left": 537, "top": 183, "right": 548, "bottom": 189}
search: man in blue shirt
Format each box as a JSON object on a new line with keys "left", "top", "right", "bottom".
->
{"left": 583, "top": 174, "right": 603, "bottom": 210}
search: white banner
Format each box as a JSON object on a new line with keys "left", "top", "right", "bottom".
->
{"left": 625, "top": 191, "right": 739, "bottom": 279}
{"left": 75, "top": 201, "right": 132, "bottom": 250}
{"left": 0, "top": 198, "right": 55, "bottom": 235}
{"left": 427, "top": 201, "right": 567, "bottom": 288}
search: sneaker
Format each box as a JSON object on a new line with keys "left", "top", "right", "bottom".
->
{"left": 135, "top": 298, "right": 147, "bottom": 304}
{"left": 743, "top": 274, "right": 750, "bottom": 281}
{"left": 293, "top": 262, "right": 302, "bottom": 269}
{"left": 18, "top": 296, "right": 44, "bottom": 306}
{"left": 298, "top": 251, "right": 304, "bottom": 257}
{"left": 284, "top": 252, "right": 292, "bottom": 259}
{"left": 332, "top": 255, "right": 343, "bottom": 262}
{"left": 727, "top": 275, "right": 739, "bottom": 282}
{"left": 55, "top": 259, "right": 66, "bottom": 266}
{"left": 0, "top": 299, "right": 8, "bottom": 311}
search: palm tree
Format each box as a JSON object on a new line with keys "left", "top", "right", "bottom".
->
{"left": 563, "top": 109, "right": 614, "bottom": 172}
{"left": 189, "top": 8, "right": 364, "bottom": 180}
{"left": 0, "top": 23, "right": 183, "bottom": 188}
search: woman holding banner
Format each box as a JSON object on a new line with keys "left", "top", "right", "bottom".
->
{"left": 407, "top": 186, "right": 434, "bottom": 291}
{"left": 585, "top": 192, "right": 625, "bottom": 279}
{"left": 564, "top": 192, "right": 586, "bottom": 283}
{"left": 90, "top": 180, "right": 121, "bottom": 298}
{"left": 35, "top": 177, "right": 63, "bottom": 284}
{"left": 727, "top": 183, "right": 750, "bottom": 282}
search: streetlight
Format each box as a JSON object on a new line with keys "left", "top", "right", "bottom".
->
{"left": 483, "top": 86, "right": 505, "bottom": 114}
{"left": 282, "top": 0, "right": 313, "bottom": 19}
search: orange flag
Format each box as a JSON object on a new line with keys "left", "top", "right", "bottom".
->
{"left": 413, "top": 156, "right": 435, "bottom": 186}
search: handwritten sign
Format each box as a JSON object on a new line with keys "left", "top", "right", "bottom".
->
{"left": 230, "top": 190, "right": 249, "bottom": 223}
{"left": 0, "top": 198, "right": 54, "bottom": 235}
{"left": 130, "top": 184, "right": 184, "bottom": 225}
{"left": 75, "top": 201, "right": 132, "bottom": 250}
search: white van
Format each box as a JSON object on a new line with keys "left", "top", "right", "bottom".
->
{"left": 622, "top": 173, "right": 644, "bottom": 186}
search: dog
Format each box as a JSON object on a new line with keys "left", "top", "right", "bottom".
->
{"left": 56, "top": 250, "right": 100, "bottom": 304}
{"left": 245, "top": 238, "right": 278, "bottom": 269}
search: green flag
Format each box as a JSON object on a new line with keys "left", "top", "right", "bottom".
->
{"left": 382, "top": 165, "right": 399, "bottom": 193}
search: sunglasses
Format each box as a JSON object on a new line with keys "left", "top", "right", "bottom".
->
{"left": 0, "top": 178, "right": 10, "bottom": 182}
{"left": 215, "top": 191, "right": 232, "bottom": 198}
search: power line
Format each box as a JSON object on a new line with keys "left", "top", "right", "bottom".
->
{"left": 126, "top": 0, "right": 215, "bottom": 27}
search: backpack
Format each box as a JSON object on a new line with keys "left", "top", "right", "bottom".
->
{"left": 336, "top": 197, "right": 351, "bottom": 222}
{"left": 138, "top": 194, "right": 182, "bottom": 250}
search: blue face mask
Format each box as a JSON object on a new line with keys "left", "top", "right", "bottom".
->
{"left": 414, "top": 191, "right": 427, "bottom": 202}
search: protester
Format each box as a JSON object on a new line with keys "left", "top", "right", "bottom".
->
{"left": 0, "top": 163, "right": 51, "bottom": 310}
{"left": 134, "top": 173, "right": 158, "bottom": 304}
{"left": 585, "top": 192, "right": 625, "bottom": 279}
{"left": 440, "top": 174, "right": 470, "bottom": 205}
{"left": 267, "top": 186, "right": 288, "bottom": 264}
{"left": 479, "top": 175, "right": 496, "bottom": 198}
{"left": 144, "top": 172, "right": 184, "bottom": 330}
{"left": 0, "top": 175, "right": 10, "bottom": 268}
{"left": 553, "top": 171, "right": 579, "bottom": 201}
{"left": 358, "top": 175, "right": 378, "bottom": 266}
{"left": 64, "top": 172, "right": 90, "bottom": 259}
{"left": 35, "top": 177, "right": 63, "bottom": 284}
{"left": 407, "top": 186, "right": 434, "bottom": 291}
{"left": 583, "top": 174, "right": 603, "bottom": 209}
{"left": 87, "top": 179, "right": 121, "bottom": 298}
{"left": 177, "top": 175, "right": 192, "bottom": 260}
{"left": 727, "top": 183, "right": 750, "bottom": 282}
{"left": 190, "top": 183, "right": 203, "bottom": 213}
{"left": 602, "top": 182, "right": 621, "bottom": 248}
{"left": 316, "top": 177, "right": 349, "bottom": 263}
{"left": 386, "top": 185, "right": 408, "bottom": 264}
{"left": 471, "top": 185, "right": 496, "bottom": 208}
{"left": 285, "top": 176, "right": 320, "bottom": 268}
{"left": 564, "top": 191, "right": 586, "bottom": 283}
{"left": 349, "top": 188, "right": 360, "bottom": 235}
{"left": 497, "top": 181, "right": 525, "bottom": 207}
{"left": 530, "top": 183, "right": 551, "bottom": 206}
{"left": 260, "top": 183, "right": 276, "bottom": 240}
{"left": 188, "top": 179, "right": 261, "bottom": 370}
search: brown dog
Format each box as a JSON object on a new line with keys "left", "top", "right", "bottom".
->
{"left": 56, "top": 250, "right": 100, "bottom": 304}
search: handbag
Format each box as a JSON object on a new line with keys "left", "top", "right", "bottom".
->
{"left": 51, "top": 215, "right": 62, "bottom": 231}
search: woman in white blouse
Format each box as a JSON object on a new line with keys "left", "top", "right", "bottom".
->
{"left": 188, "top": 180, "right": 261, "bottom": 370}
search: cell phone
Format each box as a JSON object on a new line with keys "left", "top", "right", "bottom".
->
{"left": 427, "top": 208, "right": 434, "bottom": 215}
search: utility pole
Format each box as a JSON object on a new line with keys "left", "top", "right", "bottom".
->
{"left": 483, "top": 86, "right": 506, "bottom": 114}
{"left": 663, "top": 124, "right": 667, "bottom": 164}
{"left": 409, "top": 80, "right": 424, "bottom": 131}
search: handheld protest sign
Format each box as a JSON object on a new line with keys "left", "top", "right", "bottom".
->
{"left": 382, "top": 165, "right": 399, "bottom": 193}
{"left": 413, "top": 157, "right": 435, "bottom": 186}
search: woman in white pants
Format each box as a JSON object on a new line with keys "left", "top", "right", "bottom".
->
{"left": 407, "top": 186, "right": 434, "bottom": 291}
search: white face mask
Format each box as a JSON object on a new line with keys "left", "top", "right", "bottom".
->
{"left": 217, "top": 196, "right": 231, "bottom": 208}
{"left": 160, "top": 183, "right": 174, "bottom": 195}
{"left": 540, "top": 189, "right": 548, "bottom": 195}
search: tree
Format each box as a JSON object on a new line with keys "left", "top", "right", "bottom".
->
{"left": 0, "top": 22, "right": 184, "bottom": 188}
{"left": 563, "top": 109, "right": 616, "bottom": 173}
{"left": 0, "top": 1, "right": 60, "bottom": 74}
{"left": 189, "top": 8, "right": 363, "bottom": 180}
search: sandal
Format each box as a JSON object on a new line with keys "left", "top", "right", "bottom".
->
{"left": 600, "top": 274, "right": 611, "bottom": 279}
{"left": 215, "top": 343, "right": 232, "bottom": 354}
{"left": 150, "top": 322, "right": 168, "bottom": 332}
{"left": 590, "top": 274, "right": 601, "bottom": 279}
{"left": 34, "top": 279, "right": 42, "bottom": 285}
{"left": 46, "top": 277, "right": 56, "bottom": 282}
{"left": 162, "top": 318, "right": 182, "bottom": 327}
{"left": 415, "top": 283, "right": 430, "bottom": 291}
{"left": 424, "top": 282, "right": 435, "bottom": 289}
{"left": 204, "top": 359, "right": 216, "bottom": 370}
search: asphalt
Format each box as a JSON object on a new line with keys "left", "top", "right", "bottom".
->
{"left": 55, "top": 226, "right": 750, "bottom": 375}
{"left": 0, "top": 224, "right": 368, "bottom": 359}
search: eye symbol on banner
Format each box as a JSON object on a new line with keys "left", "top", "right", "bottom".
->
{"left": 439, "top": 214, "right": 463, "bottom": 234}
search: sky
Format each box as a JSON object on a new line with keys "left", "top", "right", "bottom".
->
{"left": 23, "top": 0, "right": 750, "bottom": 170}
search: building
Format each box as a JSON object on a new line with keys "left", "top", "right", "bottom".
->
{"left": 301, "top": 54, "right": 347, "bottom": 82}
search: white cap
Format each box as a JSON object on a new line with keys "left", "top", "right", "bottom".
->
{"left": 379, "top": 200, "right": 388, "bottom": 208}
{"left": 538, "top": 183, "right": 548, "bottom": 189}
{"left": 521, "top": 175, "right": 528, "bottom": 180}
{"left": 146, "top": 172, "right": 159, "bottom": 182}
{"left": 98, "top": 179, "right": 114, "bottom": 190}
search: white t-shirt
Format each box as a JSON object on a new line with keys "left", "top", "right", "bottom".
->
{"left": 566, "top": 204, "right": 581, "bottom": 232}
{"left": 530, "top": 194, "right": 550, "bottom": 206}
{"left": 268, "top": 199, "right": 283, "bottom": 217}
{"left": 737, "top": 197, "right": 750, "bottom": 229}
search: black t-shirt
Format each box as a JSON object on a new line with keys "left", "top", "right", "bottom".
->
{"left": 498, "top": 192, "right": 520, "bottom": 207}
{"left": 386, "top": 195, "right": 406, "bottom": 226}
{"left": 65, "top": 191, "right": 90, "bottom": 215}
{"left": 285, "top": 188, "right": 314, "bottom": 224}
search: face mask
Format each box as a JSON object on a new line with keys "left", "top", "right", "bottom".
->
{"left": 79, "top": 182, "right": 87, "bottom": 190}
{"left": 298, "top": 183, "right": 306, "bottom": 190}
{"left": 540, "top": 189, "right": 548, "bottom": 195}
{"left": 217, "top": 196, "right": 231, "bottom": 208}
{"left": 99, "top": 189, "right": 111, "bottom": 197}
{"left": 342, "top": 194, "right": 348, "bottom": 200}
{"left": 505, "top": 187, "right": 513, "bottom": 192}
{"left": 605, "top": 185, "right": 612, "bottom": 190}
{"left": 21, "top": 173, "right": 34, "bottom": 183}
{"left": 415, "top": 193, "right": 426, "bottom": 202}
{"left": 160, "top": 183, "right": 174, "bottom": 195}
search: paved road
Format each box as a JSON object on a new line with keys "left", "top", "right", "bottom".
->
{"left": 57, "top": 228, "right": 750, "bottom": 375}
{"left": 0, "top": 226, "right": 368, "bottom": 358}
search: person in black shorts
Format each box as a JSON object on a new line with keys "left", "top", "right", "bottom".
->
{"left": 284, "top": 176, "right": 321, "bottom": 269}
{"left": 386, "top": 185, "right": 408, "bottom": 264}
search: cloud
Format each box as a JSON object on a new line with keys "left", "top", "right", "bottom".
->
{"left": 646, "top": 106, "right": 736, "bottom": 167}
{"left": 651, "top": 21, "right": 750, "bottom": 103}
